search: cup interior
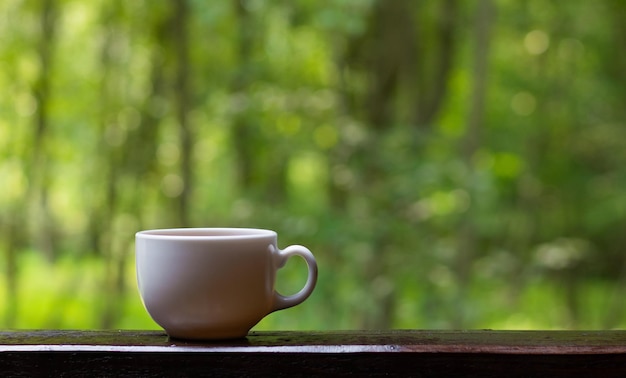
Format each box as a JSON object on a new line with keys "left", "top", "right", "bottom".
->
{"left": 136, "top": 228, "right": 276, "bottom": 239}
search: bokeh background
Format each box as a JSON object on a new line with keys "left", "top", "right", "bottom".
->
{"left": 1, "top": 0, "right": 626, "bottom": 331}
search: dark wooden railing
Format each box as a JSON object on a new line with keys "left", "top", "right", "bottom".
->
{"left": 1, "top": 330, "right": 626, "bottom": 376}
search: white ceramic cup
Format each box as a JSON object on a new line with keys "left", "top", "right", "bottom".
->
{"left": 135, "top": 228, "right": 318, "bottom": 340}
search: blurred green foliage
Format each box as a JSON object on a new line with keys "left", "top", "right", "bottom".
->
{"left": 1, "top": 0, "right": 626, "bottom": 331}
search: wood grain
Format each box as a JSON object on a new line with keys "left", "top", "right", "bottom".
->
{"left": 1, "top": 330, "right": 626, "bottom": 376}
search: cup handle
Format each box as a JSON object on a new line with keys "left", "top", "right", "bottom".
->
{"left": 271, "top": 244, "right": 318, "bottom": 312}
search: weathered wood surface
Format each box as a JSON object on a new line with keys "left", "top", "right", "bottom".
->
{"left": 1, "top": 330, "right": 626, "bottom": 377}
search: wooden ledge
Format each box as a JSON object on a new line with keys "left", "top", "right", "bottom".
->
{"left": 1, "top": 330, "right": 626, "bottom": 376}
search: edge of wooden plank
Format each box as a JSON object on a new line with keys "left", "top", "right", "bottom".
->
{"left": 1, "top": 330, "right": 625, "bottom": 355}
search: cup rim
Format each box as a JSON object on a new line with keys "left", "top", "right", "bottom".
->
{"left": 136, "top": 228, "right": 277, "bottom": 240}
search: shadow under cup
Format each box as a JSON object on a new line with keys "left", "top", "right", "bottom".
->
{"left": 135, "top": 228, "right": 318, "bottom": 340}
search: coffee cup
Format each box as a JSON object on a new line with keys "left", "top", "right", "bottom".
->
{"left": 135, "top": 228, "right": 318, "bottom": 340}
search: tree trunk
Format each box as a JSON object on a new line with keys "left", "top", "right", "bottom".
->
{"left": 601, "top": 0, "right": 626, "bottom": 328}
{"left": 173, "top": 0, "right": 193, "bottom": 226}
{"left": 30, "top": 0, "right": 58, "bottom": 261}
{"left": 3, "top": 210, "right": 23, "bottom": 327}
{"left": 454, "top": 0, "right": 494, "bottom": 328}
{"left": 95, "top": 0, "right": 125, "bottom": 329}
{"left": 350, "top": 0, "right": 415, "bottom": 328}
{"left": 232, "top": 0, "right": 256, "bottom": 193}
{"left": 414, "top": 0, "right": 458, "bottom": 127}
